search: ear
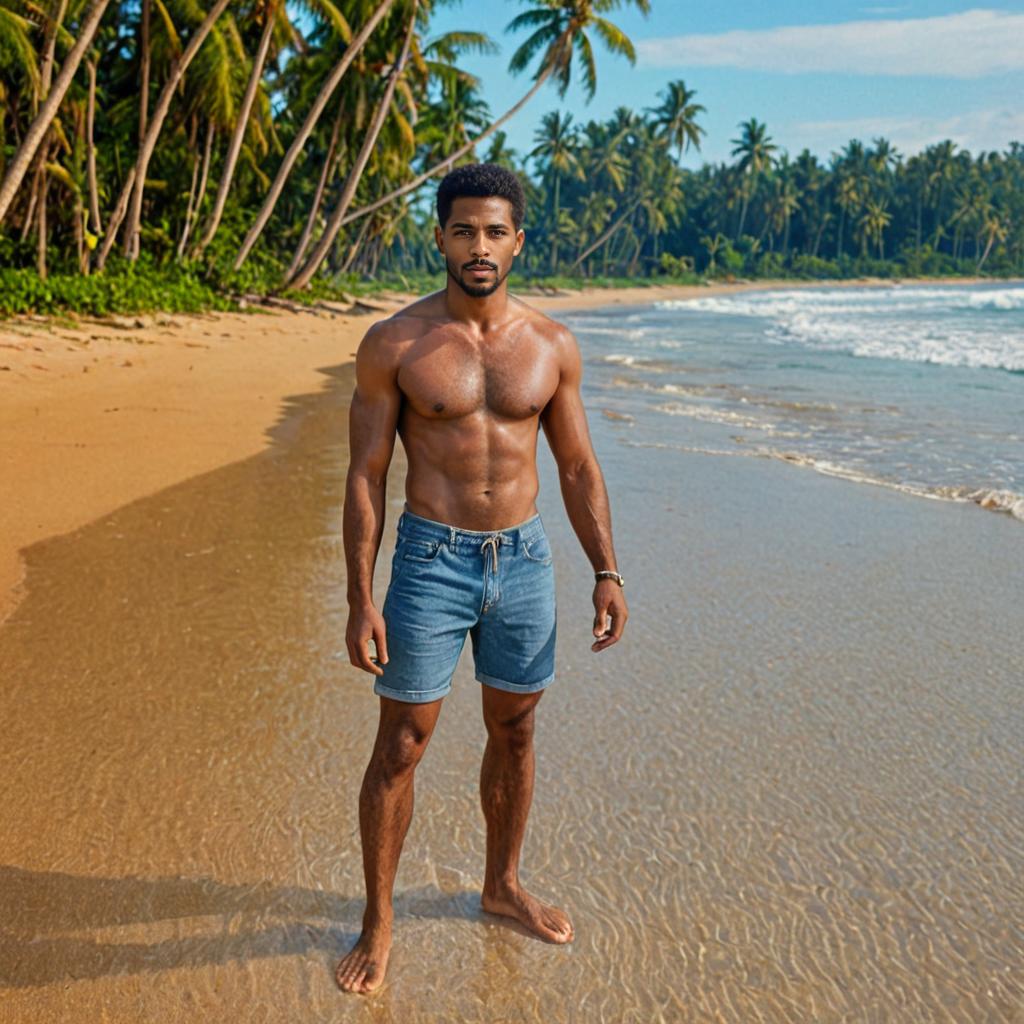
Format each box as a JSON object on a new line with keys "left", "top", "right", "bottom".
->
{"left": 513, "top": 228, "right": 525, "bottom": 257}
{"left": 434, "top": 224, "right": 445, "bottom": 254}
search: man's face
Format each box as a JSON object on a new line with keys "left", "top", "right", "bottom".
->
{"left": 435, "top": 196, "right": 525, "bottom": 298}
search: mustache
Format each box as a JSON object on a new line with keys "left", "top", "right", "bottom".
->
{"left": 462, "top": 260, "right": 497, "bottom": 271}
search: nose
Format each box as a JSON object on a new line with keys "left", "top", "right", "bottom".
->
{"left": 470, "top": 232, "right": 489, "bottom": 258}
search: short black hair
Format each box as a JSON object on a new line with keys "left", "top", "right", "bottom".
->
{"left": 436, "top": 163, "right": 526, "bottom": 230}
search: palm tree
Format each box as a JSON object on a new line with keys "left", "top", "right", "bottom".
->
{"left": 231, "top": 0, "right": 400, "bottom": 271}
{"left": 530, "top": 110, "right": 582, "bottom": 273}
{"left": 648, "top": 79, "right": 704, "bottom": 161}
{"left": 332, "top": 0, "right": 650, "bottom": 239}
{"left": 284, "top": 0, "right": 418, "bottom": 290}
{"left": 858, "top": 198, "right": 891, "bottom": 259}
{"left": 96, "top": 0, "right": 233, "bottom": 268}
{"left": 730, "top": 117, "right": 775, "bottom": 239}
{"left": 0, "top": 0, "right": 111, "bottom": 225}
{"left": 193, "top": 0, "right": 310, "bottom": 257}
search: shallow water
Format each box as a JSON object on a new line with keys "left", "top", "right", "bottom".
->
{"left": 569, "top": 283, "right": 1024, "bottom": 521}
{"left": 1, "top": 353, "right": 1022, "bottom": 1022}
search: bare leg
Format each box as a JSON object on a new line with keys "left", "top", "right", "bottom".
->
{"left": 336, "top": 695, "right": 443, "bottom": 994}
{"left": 478, "top": 687, "right": 574, "bottom": 943}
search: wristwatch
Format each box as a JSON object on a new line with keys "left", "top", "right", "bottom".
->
{"left": 595, "top": 570, "right": 625, "bottom": 588}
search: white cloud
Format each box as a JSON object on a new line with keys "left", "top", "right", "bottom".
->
{"left": 636, "top": 9, "right": 1024, "bottom": 78}
{"left": 789, "top": 108, "right": 1024, "bottom": 156}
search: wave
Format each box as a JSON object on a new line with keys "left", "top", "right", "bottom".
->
{"left": 623, "top": 440, "right": 1024, "bottom": 522}
{"left": 656, "top": 285, "right": 1024, "bottom": 317}
{"left": 655, "top": 284, "right": 1024, "bottom": 372}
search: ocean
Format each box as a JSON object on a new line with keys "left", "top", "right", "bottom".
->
{"left": 564, "top": 282, "right": 1024, "bottom": 522}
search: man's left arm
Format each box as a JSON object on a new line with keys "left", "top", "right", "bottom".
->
{"left": 540, "top": 324, "right": 628, "bottom": 652}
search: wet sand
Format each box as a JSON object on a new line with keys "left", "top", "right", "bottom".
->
{"left": 2, "top": 336, "right": 1023, "bottom": 1021}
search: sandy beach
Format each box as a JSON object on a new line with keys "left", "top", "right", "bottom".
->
{"left": 2, "top": 279, "right": 1022, "bottom": 1021}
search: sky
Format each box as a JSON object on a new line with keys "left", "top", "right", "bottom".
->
{"left": 424, "top": 1, "right": 1024, "bottom": 170}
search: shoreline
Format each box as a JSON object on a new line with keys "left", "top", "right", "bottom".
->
{"left": 0, "top": 275, "right": 1013, "bottom": 625}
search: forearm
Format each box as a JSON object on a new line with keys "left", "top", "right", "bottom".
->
{"left": 558, "top": 458, "right": 618, "bottom": 573}
{"left": 343, "top": 469, "right": 387, "bottom": 607}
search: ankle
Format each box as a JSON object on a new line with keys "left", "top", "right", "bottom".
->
{"left": 483, "top": 874, "right": 520, "bottom": 899}
{"left": 361, "top": 908, "right": 394, "bottom": 933}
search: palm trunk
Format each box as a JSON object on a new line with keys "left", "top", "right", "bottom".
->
{"left": 549, "top": 172, "right": 560, "bottom": 274}
{"left": 0, "top": 0, "right": 111, "bottom": 225}
{"left": 178, "top": 120, "right": 213, "bottom": 259}
{"left": 334, "top": 51, "right": 563, "bottom": 234}
{"left": 36, "top": 170, "right": 48, "bottom": 280}
{"left": 97, "top": 0, "right": 232, "bottom": 268}
{"left": 86, "top": 58, "right": 102, "bottom": 240}
{"left": 285, "top": 104, "right": 344, "bottom": 280}
{"left": 976, "top": 228, "right": 996, "bottom": 271}
{"left": 836, "top": 207, "right": 845, "bottom": 258}
{"left": 340, "top": 214, "right": 373, "bottom": 274}
{"left": 286, "top": 2, "right": 417, "bottom": 291}
{"left": 139, "top": 0, "right": 151, "bottom": 139}
{"left": 195, "top": 0, "right": 279, "bottom": 256}
{"left": 232, "top": 0, "right": 398, "bottom": 271}
{"left": 570, "top": 199, "right": 641, "bottom": 270}
{"left": 40, "top": 0, "right": 70, "bottom": 98}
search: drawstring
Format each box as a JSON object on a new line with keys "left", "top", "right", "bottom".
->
{"left": 481, "top": 535, "right": 501, "bottom": 574}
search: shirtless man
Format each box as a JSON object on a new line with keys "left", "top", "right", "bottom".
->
{"left": 336, "top": 163, "right": 628, "bottom": 994}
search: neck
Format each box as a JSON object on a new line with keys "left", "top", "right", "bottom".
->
{"left": 444, "top": 277, "right": 511, "bottom": 329}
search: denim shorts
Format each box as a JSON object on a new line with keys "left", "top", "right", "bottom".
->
{"left": 374, "top": 507, "right": 557, "bottom": 704}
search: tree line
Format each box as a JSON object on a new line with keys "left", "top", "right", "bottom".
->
{"left": 0, "top": 0, "right": 1020, "bottom": 316}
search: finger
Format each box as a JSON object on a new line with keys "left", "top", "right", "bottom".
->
{"left": 591, "top": 632, "right": 618, "bottom": 652}
{"left": 593, "top": 608, "right": 609, "bottom": 637}
{"left": 373, "top": 624, "right": 389, "bottom": 666}
{"left": 357, "top": 636, "right": 384, "bottom": 676}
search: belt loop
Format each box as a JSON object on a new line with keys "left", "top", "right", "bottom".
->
{"left": 449, "top": 525, "right": 457, "bottom": 551}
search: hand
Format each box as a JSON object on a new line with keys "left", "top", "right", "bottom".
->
{"left": 346, "top": 603, "right": 389, "bottom": 676}
{"left": 592, "top": 580, "right": 628, "bottom": 652}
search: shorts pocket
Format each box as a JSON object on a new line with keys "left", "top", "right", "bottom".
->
{"left": 522, "top": 535, "right": 553, "bottom": 565}
{"left": 401, "top": 538, "right": 443, "bottom": 563}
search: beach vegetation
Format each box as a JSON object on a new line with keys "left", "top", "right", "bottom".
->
{"left": 0, "top": 1, "right": 1022, "bottom": 319}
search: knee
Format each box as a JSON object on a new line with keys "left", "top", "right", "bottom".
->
{"left": 371, "top": 723, "right": 430, "bottom": 780}
{"left": 485, "top": 706, "right": 535, "bottom": 754}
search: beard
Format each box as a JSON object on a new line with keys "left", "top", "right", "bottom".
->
{"left": 446, "top": 256, "right": 508, "bottom": 298}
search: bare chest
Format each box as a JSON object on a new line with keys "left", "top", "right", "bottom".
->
{"left": 398, "top": 332, "right": 559, "bottom": 421}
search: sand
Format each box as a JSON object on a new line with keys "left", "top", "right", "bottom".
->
{"left": 1, "top": 339, "right": 1020, "bottom": 1021}
{"left": 0, "top": 275, "right": 1001, "bottom": 626}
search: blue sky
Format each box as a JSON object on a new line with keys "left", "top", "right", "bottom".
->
{"left": 424, "top": 2, "right": 1024, "bottom": 169}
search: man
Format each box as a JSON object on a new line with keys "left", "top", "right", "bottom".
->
{"left": 336, "top": 163, "right": 628, "bottom": 994}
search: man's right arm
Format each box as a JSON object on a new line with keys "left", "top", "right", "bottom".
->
{"left": 343, "top": 321, "right": 402, "bottom": 676}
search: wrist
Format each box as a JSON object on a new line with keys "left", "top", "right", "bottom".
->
{"left": 594, "top": 570, "right": 624, "bottom": 588}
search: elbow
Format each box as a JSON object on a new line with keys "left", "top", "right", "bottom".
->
{"left": 559, "top": 455, "right": 596, "bottom": 487}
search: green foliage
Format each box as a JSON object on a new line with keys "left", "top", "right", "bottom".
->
{"left": 0, "top": 261, "right": 235, "bottom": 317}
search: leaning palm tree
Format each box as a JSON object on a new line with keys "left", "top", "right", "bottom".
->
{"left": 332, "top": 0, "right": 650, "bottom": 238}
{"left": 96, "top": 0, "right": 233, "bottom": 268}
{"left": 194, "top": 0, "right": 350, "bottom": 258}
{"left": 648, "top": 79, "right": 705, "bottom": 161}
{"left": 231, "top": 0, "right": 398, "bottom": 271}
{"left": 0, "top": 0, "right": 111, "bottom": 226}
{"left": 284, "top": 1, "right": 418, "bottom": 290}
{"left": 730, "top": 117, "right": 775, "bottom": 239}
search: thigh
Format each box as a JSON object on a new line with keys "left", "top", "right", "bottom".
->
{"left": 471, "top": 531, "right": 557, "bottom": 694}
{"left": 375, "top": 537, "right": 480, "bottom": 704}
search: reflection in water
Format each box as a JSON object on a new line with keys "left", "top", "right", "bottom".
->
{"left": 1, "top": 361, "right": 1022, "bottom": 1022}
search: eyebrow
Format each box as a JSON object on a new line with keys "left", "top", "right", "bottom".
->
{"left": 450, "top": 221, "right": 511, "bottom": 230}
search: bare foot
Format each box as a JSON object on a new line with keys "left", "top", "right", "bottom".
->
{"left": 335, "top": 922, "right": 392, "bottom": 994}
{"left": 481, "top": 886, "right": 574, "bottom": 944}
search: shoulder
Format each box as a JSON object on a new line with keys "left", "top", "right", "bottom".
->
{"left": 509, "top": 295, "right": 579, "bottom": 358}
{"left": 357, "top": 297, "right": 440, "bottom": 367}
